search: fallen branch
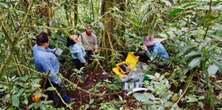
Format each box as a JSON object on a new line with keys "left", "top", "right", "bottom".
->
{"left": 48, "top": 80, "right": 72, "bottom": 109}
{"left": 60, "top": 75, "right": 104, "bottom": 96}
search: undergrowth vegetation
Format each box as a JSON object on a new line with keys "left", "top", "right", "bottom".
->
{"left": 0, "top": 0, "right": 222, "bottom": 110}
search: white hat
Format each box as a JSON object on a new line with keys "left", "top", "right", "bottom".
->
{"left": 143, "top": 36, "right": 165, "bottom": 46}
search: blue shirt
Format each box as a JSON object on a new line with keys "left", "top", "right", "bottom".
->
{"left": 32, "top": 44, "right": 61, "bottom": 84}
{"left": 145, "top": 42, "right": 169, "bottom": 59}
{"left": 69, "top": 43, "right": 86, "bottom": 63}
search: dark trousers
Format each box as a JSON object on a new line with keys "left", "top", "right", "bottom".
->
{"left": 85, "top": 50, "right": 93, "bottom": 64}
{"left": 41, "top": 78, "right": 69, "bottom": 106}
{"left": 135, "top": 50, "right": 149, "bottom": 63}
{"left": 73, "top": 59, "right": 85, "bottom": 70}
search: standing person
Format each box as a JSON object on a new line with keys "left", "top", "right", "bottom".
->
{"left": 67, "top": 34, "right": 87, "bottom": 69}
{"left": 81, "top": 24, "right": 98, "bottom": 63}
{"left": 141, "top": 36, "right": 169, "bottom": 60}
{"left": 32, "top": 32, "right": 71, "bottom": 104}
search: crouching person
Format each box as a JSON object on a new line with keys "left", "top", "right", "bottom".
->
{"left": 32, "top": 32, "right": 71, "bottom": 105}
{"left": 142, "top": 36, "right": 169, "bottom": 60}
{"left": 67, "top": 34, "right": 87, "bottom": 70}
{"left": 136, "top": 35, "right": 169, "bottom": 63}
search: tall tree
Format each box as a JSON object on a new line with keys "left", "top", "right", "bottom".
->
{"left": 64, "top": 0, "right": 78, "bottom": 27}
{"left": 115, "top": 0, "right": 127, "bottom": 44}
{"left": 100, "top": 0, "right": 114, "bottom": 57}
{"left": 89, "top": 0, "right": 94, "bottom": 21}
{"left": 73, "top": 0, "right": 78, "bottom": 26}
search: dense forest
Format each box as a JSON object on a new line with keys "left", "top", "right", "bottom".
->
{"left": 0, "top": 0, "right": 222, "bottom": 110}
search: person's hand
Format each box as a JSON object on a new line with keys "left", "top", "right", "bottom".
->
{"left": 94, "top": 48, "right": 99, "bottom": 53}
{"left": 54, "top": 48, "right": 63, "bottom": 56}
{"left": 121, "top": 74, "right": 127, "bottom": 78}
{"left": 77, "top": 36, "right": 82, "bottom": 42}
{"left": 141, "top": 45, "right": 148, "bottom": 51}
{"left": 84, "top": 62, "right": 88, "bottom": 66}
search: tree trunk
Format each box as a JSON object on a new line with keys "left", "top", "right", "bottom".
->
{"left": 116, "top": 0, "right": 126, "bottom": 43}
{"left": 89, "top": 0, "right": 94, "bottom": 21}
{"left": 100, "top": 0, "right": 114, "bottom": 57}
{"left": 73, "top": 0, "right": 78, "bottom": 27}
{"left": 44, "top": 1, "right": 53, "bottom": 35}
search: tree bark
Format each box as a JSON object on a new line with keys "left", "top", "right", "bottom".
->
{"left": 73, "top": 0, "right": 78, "bottom": 27}
{"left": 89, "top": 0, "right": 94, "bottom": 21}
{"left": 116, "top": 0, "right": 126, "bottom": 38}
{"left": 100, "top": 0, "right": 114, "bottom": 56}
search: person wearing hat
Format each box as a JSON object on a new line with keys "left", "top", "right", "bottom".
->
{"left": 67, "top": 34, "right": 87, "bottom": 69}
{"left": 141, "top": 36, "right": 169, "bottom": 60}
{"left": 81, "top": 24, "right": 98, "bottom": 63}
{"left": 32, "top": 32, "right": 71, "bottom": 104}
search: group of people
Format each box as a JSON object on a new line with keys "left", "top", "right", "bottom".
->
{"left": 32, "top": 24, "right": 169, "bottom": 104}
{"left": 67, "top": 25, "right": 98, "bottom": 69}
{"left": 32, "top": 25, "right": 98, "bottom": 104}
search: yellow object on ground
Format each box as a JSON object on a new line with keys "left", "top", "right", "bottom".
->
{"left": 31, "top": 88, "right": 42, "bottom": 103}
{"left": 125, "top": 52, "right": 139, "bottom": 70}
{"left": 31, "top": 95, "right": 41, "bottom": 103}
{"left": 112, "top": 67, "right": 126, "bottom": 78}
{"left": 112, "top": 52, "right": 139, "bottom": 78}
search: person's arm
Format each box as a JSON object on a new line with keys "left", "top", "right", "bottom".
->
{"left": 47, "top": 48, "right": 56, "bottom": 53}
{"left": 144, "top": 50, "right": 152, "bottom": 57}
{"left": 70, "top": 45, "right": 87, "bottom": 64}
{"left": 46, "top": 48, "right": 63, "bottom": 57}
{"left": 150, "top": 46, "right": 158, "bottom": 60}
{"left": 142, "top": 45, "right": 156, "bottom": 60}
{"left": 40, "top": 56, "right": 61, "bottom": 85}
{"left": 76, "top": 52, "right": 87, "bottom": 64}
{"left": 93, "top": 34, "right": 98, "bottom": 51}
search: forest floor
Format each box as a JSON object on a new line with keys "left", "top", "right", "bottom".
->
{"left": 71, "top": 68, "right": 141, "bottom": 110}
{"left": 60, "top": 64, "right": 143, "bottom": 110}
{"left": 57, "top": 58, "right": 222, "bottom": 110}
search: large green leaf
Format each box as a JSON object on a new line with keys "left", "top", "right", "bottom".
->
{"left": 186, "top": 95, "right": 205, "bottom": 103}
{"left": 133, "top": 93, "right": 155, "bottom": 104}
{"left": 169, "top": 8, "right": 183, "bottom": 17}
{"left": 12, "top": 95, "right": 19, "bottom": 107}
{"left": 0, "top": 2, "right": 9, "bottom": 8}
{"left": 185, "top": 51, "right": 201, "bottom": 59}
{"left": 186, "top": 95, "right": 198, "bottom": 103}
{"left": 188, "top": 58, "right": 201, "bottom": 69}
{"left": 208, "top": 64, "right": 219, "bottom": 76}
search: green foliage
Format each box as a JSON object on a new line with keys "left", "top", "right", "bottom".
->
{"left": 133, "top": 73, "right": 176, "bottom": 110}
{"left": 0, "top": 0, "right": 222, "bottom": 109}
{"left": 99, "top": 100, "right": 122, "bottom": 110}
{"left": 0, "top": 74, "right": 48, "bottom": 109}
